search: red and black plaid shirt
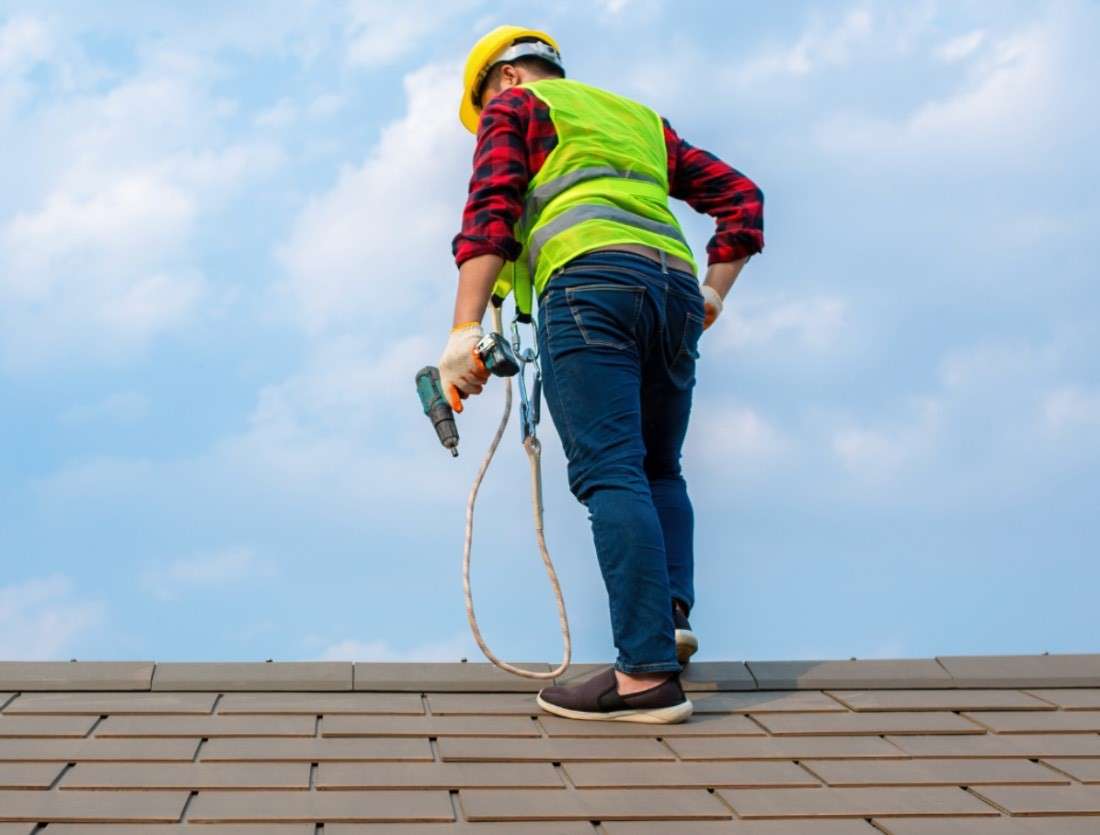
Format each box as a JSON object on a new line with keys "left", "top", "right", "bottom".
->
{"left": 452, "top": 86, "right": 765, "bottom": 267}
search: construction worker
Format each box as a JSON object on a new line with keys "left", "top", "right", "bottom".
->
{"left": 439, "top": 26, "right": 764, "bottom": 722}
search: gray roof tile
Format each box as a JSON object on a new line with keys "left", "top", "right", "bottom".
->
{"left": 719, "top": 786, "right": 998, "bottom": 818}
{"left": 827, "top": 689, "right": 1054, "bottom": 712}
{"left": 152, "top": 662, "right": 351, "bottom": 691}
{"left": 802, "top": 757, "right": 1069, "bottom": 786}
{"left": 604, "top": 823, "right": 879, "bottom": 834}
{"left": 748, "top": 659, "right": 953, "bottom": 690}
{"left": 321, "top": 714, "right": 540, "bottom": 737}
{"left": 0, "top": 762, "right": 66, "bottom": 789}
{"left": 937, "top": 654, "right": 1100, "bottom": 688}
{"left": 753, "top": 711, "right": 985, "bottom": 736}
{"left": 2, "top": 691, "right": 217, "bottom": 714}
{"left": 187, "top": 789, "right": 454, "bottom": 822}
{"left": 968, "top": 784, "right": 1100, "bottom": 815}
{"left": 316, "top": 761, "right": 562, "bottom": 789}
{"left": 354, "top": 662, "right": 551, "bottom": 692}
{"left": 0, "top": 714, "right": 98, "bottom": 737}
{"left": 217, "top": 692, "right": 423, "bottom": 714}
{"left": 0, "top": 661, "right": 153, "bottom": 691}
{"left": 459, "top": 787, "right": 731, "bottom": 820}
{"left": 0, "top": 790, "right": 188, "bottom": 823}
{"left": 43, "top": 828, "right": 314, "bottom": 835}
{"left": 873, "top": 819, "right": 1100, "bottom": 835}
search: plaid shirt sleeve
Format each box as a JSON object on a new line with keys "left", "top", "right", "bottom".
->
{"left": 452, "top": 88, "right": 558, "bottom": 266}
{"left": 663, "top": 118, "right": 765, "bottom": 265}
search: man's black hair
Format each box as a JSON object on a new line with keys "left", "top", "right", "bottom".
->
{"left": 480, "top": 37, "right": 564, "bottom": 102}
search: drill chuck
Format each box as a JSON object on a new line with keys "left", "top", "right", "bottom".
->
{"left": 415, "top": 366, "right": 459, "bottom": 457}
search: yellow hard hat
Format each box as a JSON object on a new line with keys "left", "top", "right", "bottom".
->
{"left": 460, "top": 25, "right": 563, "bottom": 134}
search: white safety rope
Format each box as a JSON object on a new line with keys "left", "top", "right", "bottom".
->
{"left": 461, "top": 304, "right": 571, "bottom": 680}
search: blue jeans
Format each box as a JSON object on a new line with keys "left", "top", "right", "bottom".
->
{"left": 535, "top": 249, "right": 705, "bottom": 674}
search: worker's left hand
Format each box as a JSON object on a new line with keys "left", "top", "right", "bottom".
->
{"left": 700, "top": 284, "right": 724, "bottom": 331}
{"left": 438, "top": 323, "right": 490, "bottom": 413}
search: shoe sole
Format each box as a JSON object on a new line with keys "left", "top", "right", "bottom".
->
{"left": 676, "top": 628, "right": 698, "bottom": 664}
{"left": 536, "top": 693, "right": 694, "bottom": 724}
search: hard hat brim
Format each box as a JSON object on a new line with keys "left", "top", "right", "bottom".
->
{"left": 460, "top": 94, "right": 481, "bottom": 135}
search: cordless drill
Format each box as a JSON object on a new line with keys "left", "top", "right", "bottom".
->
{"left": 416, "top": 332, "right": 521, "bottom": 457}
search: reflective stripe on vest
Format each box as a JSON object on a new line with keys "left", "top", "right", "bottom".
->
{"left": 521, "top": 166, "right": 663, "bottom": 229}
{"left": 526, "top": 203, "right": 690, "bottom": 274}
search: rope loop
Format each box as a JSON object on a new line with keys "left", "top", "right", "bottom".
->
{"left": 461, "top": 306, "right": 570, "bottom": 681}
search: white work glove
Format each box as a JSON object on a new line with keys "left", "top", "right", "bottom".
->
{"left": 700, "top": 284, "right": 724, "bottom": 331}
{"left": 438, "top": 322, "right": 490, "bottom": 413}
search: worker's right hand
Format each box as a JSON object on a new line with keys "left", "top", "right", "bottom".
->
{"left": 700, "top": 284, "right": 724, "bottom": 331}
{"left": 438, "top": 322, "right": 490, "bottom": 413}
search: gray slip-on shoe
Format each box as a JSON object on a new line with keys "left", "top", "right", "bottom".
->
{"left": 536, "top": 666, "right": 693, "bottom": 724}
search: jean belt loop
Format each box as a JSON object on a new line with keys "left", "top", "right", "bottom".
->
{"left": 659, "top": 249, "right": 668, "bottom": 275}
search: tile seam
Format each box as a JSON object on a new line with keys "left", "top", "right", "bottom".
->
{"left": 744, "top": 660, "right": 761, "bottom": 691}
{"left": 962, "top": 783, "right": 1012, "bottom": 815}
{"left": 655, "top": 736, "right": 681, "bottom": 762}
{"left": 794, "top": 758, "right": 827, "bottom": 786}
{"left": 46, "top": 761, "right": 75, "bottom": 791}
{"left": 84, "top": 714, "right": 106, "bottom": 738}
{"left": 932, "top": 657, "right": 958, "bottom": 689}
{"left": 178, "top": 788, "right": 197, "bottom": 822}
{"left": 821, "top": 690, "right": 857, "bottom": 711}
{"left": 708, "top": 783, "right": 739, "bottom": 818}
{"left": 744, "top": 713, "right": 773, "bottom": 736}
{"left": 1035, "top": 757, "right": 1086, "bottom": 784}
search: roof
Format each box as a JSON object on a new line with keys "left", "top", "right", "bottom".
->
{"left": 2, "top": 654, "right": 1100, "bottom": 832}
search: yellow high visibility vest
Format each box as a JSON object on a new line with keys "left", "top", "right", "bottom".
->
{"left": 490, "top": 78, "right": 696, "bottom": 321}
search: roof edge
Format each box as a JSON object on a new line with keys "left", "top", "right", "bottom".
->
{"left": 1, "top": 654, "right": 1099, "bottom": 692}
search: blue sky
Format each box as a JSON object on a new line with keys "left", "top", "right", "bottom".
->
{"left": 1, "top": 1, "right": 1097, "bottom": 665}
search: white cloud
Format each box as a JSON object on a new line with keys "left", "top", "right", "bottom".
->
{"left": 307, "top": 93, "right": 345, "bottom": 119}
{"left": 343, "top": 0, "right": 480, "bottom": 68}
{"left": 142, "top": 547, "right": 274, "bottom": 601}
{"left": 256, "top": 98, "right": 297, "bottom": 128}
{"left": 939, "top": 341, "right": 1056, "bottom": 390}
{"left": 35, "top": 455, "right": 155, "bottom": 499}
{"left": 60, "top": 391, "right": 150, "bottom": 425}
{"left": 688, "top": 403, "right": 789, "bottom": 466}
{"left": 733, "top": 5, "right": 874, "bottom": 84}
{"left": 832, "top": 397, "right": 942, "bottom": 483}
{"left": 318, "top": 631, "right": 476, "bottom": 662}
{"left": 935, "top": 29, "right": 986, "bottom": 63}
{"left": 716, "top": 296, "right": 849, "bottom": 355}
{"left": 816, "top": 22, "right": 1059, "bottom": 158}
{"left": 0, "top": 14, "right": 51, "bottom": 72}
{"left": 277, "top": 63, "right": 469, "bottom": 333}
{"left": 1043, "top": 387, "right": 1100, "bottom": 435}
{"left": 0, "top": 44, "right": 284, "bottom": 370}
{"left": 601, "top": 0, "right": 632, "bottom": 14}
{"left": 0, "top": 575, "right": 105, "bottom": 660}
